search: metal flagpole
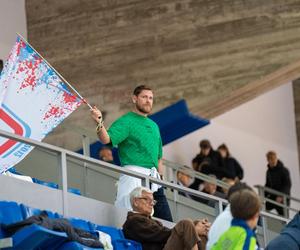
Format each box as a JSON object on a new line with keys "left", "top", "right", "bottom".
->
{"left": 16, "top": 33, "right": 93, "bottom": 109}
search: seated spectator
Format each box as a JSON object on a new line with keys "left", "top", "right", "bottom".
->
{"left": 265, "top": 151, "right": 291, "bottom": 216}
{"left": 266, "top": 211, "right": 300, "bottom": 250}
{"left": 123, "top": 187, "right": 211, "bottom": 250}
{"left": 218, "top": 144, "right": 244, "bottom": 181}
{"left": 221, "top": 177, "right": 236, "bottom": 196}
{"left": 206, "top": 182, "right": 254, "bottom": 250}
{"left": 190, "top": 140, "right": 224, "bottom": 192}
{"left": 98, "top": 146, "right": 114, "bottom": 164}
{"left": 211, "top": 189, "right": 261, "bottom": 250}
{"left": 176, "top": 166, "right": 193, "bottom": 198}
{"left": 191, "top": 175, "right": 225, "bottom": 207}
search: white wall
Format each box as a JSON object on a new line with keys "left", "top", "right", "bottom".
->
{"left": 0, "top": 0, "right": 27, "bottom": 60}
{"left": 163, "top": 83, "right": 300, "bottom": 209}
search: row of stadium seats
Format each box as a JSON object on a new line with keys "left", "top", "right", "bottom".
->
{"left": 7, "top": 167, "right": 81, "bottom": 195}
{"left": 0, "top": 201, "right": 142, "bottom": 250}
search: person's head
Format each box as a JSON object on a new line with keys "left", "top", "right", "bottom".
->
{"left": 199, "top": 139, "right": 212, "bottom": 156}
{"left": 203, "top": 175, "right": 217, "bottom": 194}
{"left": 130, "top": 187, "right": 156, "bottom": 216}
{"left": 230, "top": 189, "right": 261, "bottom": 229}
{"left": 99, "top": 147, "right": 113, "bottom": 163}
{"left": 132, "top": 85, "right": 153, "bottom": 115}
{"left": 177, "top": 167, "right": 193, "bottom": 187}
{"left": 221, "top": 177, "right": 236, "bottom": 195}
{"left": 227, "top": 181, "right": 253, "bottom": 200}
{"left": 218, "top": 144, "right": 230, "bottom": 159}
{"left": 266, "top": 151, "right": 278, "bottom": 168}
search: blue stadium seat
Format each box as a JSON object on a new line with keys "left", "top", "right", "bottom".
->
{"left": 68, "top": 217, "right": 93, "bottom": 231}
{"left": 20, "top": 203, "right": 61, "bottom": 219}
{"left": 113, "top": 239, "right": 142, "bottom": 250}
{"left": 0, "top": 201, "right": 67, "bottom": 249}
{"left": 0, "top": 201, "right": 24, "bottom": 238}
{"left": 57, "top": 241, "right": 104, "bottom": 250}
{"left": 95, "top": 225, "right": 124, "bottom": 241}
{"left": 11, "top": 224, "right": 67, "bottom": 250}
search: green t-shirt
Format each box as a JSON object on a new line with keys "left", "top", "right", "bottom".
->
{"left": 107, "top": 112, "right": 162, "bottom": 169}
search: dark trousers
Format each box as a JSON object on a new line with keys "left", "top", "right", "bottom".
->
{"left": 163, "top": 220, "right": 200, "bottom": 250}
{"left": 153, "top": 187, "right": 173, "bottom": 222}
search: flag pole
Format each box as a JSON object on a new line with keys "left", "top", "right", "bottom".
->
{"left": 16, "top": 33, "right": 93, "bottom": 109}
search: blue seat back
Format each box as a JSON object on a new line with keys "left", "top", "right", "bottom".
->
{"left": 20, "top": 204, "right": 61, "bottom": 219}
{"left": 69, "top": 218, "right": 93, "bottom": 231}
{"left": 0, "top": 201, "right": 24, "bottom": 238}
{"left": 113, "top": 239, "right": 142, "bottom": 250}
{"left": 95, "top": 225, "right": 124, "bottom": 241}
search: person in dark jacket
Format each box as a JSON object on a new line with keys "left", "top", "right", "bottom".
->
{"left": 265, "top": 151, "right": 291, "bottom": 216}
{"left": 266, "top": 212, "right": 300, "bottom": 250}
{"left": 217, "top": 144, "right": 244, "bottom": 181}
{"left": 123, "top": 187, "right": 210, "bottom": 250}
{"left": 190, "top": 140, "right": 224, "bottom": 192}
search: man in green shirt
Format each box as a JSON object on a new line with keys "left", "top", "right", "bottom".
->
{"left": 91, "top": 85, "right": 172, "bottom": 221}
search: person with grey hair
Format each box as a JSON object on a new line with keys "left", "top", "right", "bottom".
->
{"left": 123, "top": 187, "right": 211, "bottom": 250}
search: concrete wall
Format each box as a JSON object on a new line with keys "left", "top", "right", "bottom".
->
{"left": 163, "top": 83, "right": 300, "bottom": 210}
{"left": 0, "top": 0, "right": 27, "bottom": 60}
{"left": 25, "top": 0, "right": 300, "bottom": 150}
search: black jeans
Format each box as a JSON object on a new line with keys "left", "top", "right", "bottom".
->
{"left": 153, "top": 187, "right": 173, "bottom": 222}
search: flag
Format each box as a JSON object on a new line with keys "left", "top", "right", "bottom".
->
{"left": 0, "top": 36, "right": 83, "bottom": 173}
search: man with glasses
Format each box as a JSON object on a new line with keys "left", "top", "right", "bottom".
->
{"left": 123, "top": 187, "right": 210, "bottom": 250}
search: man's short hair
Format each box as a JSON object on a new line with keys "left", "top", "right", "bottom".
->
{"left": 266, "top": 151, "right": 277, "bottom": 158}
{"left": 130, "top": 186, "right": 152, "bottom": 206}
{"left": 133, "top": 85, "right": 152, "bottom": 96}
{"left": 199, "top": 139, "right": 211, "bottom": 149}
{"left": 227, "top": 182, "right": 252, "bottom": 200}
{"left": 177, "top": 166, "right": 193, "bottom": 177}
{"left": 230, "top": 189, "right": 261, "bottom": 220}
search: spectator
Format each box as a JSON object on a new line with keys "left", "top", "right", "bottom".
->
{"left": 211, "top": 189, "right": 261, "bottom": 250}
{"left": 98, "top": 146, "right": 114, "bottom": 164}
{"left": 123, "top": 187, "right": 211, "bottom": 250}
{"left": 91, "top": 85, "right": 172, "bottom": 221}
{"left": 0, "top": 59, "right": 3, "bottom": 73}
{"left": 190, "top": 140, "right": 224, "bottom": 193}
{"left": 176, "top": 166, "right": 193, "bottom": 198}
{"left": 218, "top": 144, "right": 244, "bottom": 181}
{"left": 221, "top": 177, "right": 236, "bottom": 196}
{"left": 266, "top": 211, "right": 300, "bottom": 250}
{"left": 265, "top": 151, "right": 291, "bottom": 216}
{"left": 206, "top": 182, "right": 254, "bottom": 250}
{"left": 191, "top": 175, "right": 225, "bottom": 207}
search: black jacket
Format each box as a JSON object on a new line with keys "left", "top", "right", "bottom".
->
{"left": 265, "top": 160, "right": 291, "bottom": 197}
{"left": 222, "top": 157, "right": 244, "bottom": 180}
{"left": 192, "top": 150, "right": 224, "bottom": 179}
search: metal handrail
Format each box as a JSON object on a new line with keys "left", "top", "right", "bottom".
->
{"left": 163, "top": 159, "right": 230, "bottom": 189}
{"left": 255, "top": 185, "right": 300, "bottom": 203}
